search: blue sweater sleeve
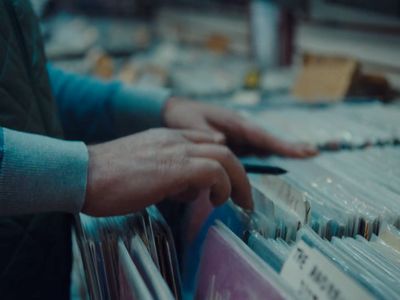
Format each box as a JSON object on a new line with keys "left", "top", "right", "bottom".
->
{"left": 0, "top": 127, "right": 88, "bottom": 216}
{"left": 48, "top": 65, "right": 171, "bottom": 143}
{"left": 48, "top": 65, "right": 121, "bottom": 143}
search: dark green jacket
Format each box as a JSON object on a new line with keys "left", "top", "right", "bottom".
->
{"left": 0, "top": 1, "right": 71, "bottom": 298}
{"left": 0, "top": 1, "right": 170, "bottom": 298}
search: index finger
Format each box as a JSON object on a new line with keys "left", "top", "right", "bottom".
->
{"left": 241, "top": 123, "right": 318, "bottom": 158}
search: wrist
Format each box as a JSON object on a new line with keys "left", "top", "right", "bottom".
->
{"left": 0, "top": 128, "right": 88, "bottom": 215}
{"left": 83, "top": 145, "right": 105, "bottom": 216}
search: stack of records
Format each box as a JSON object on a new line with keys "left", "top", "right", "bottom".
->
{"left": 196, "top": 221, "right": 297, "bottom": 300}
{"left": 196, "top": 219, "right": 400, "bottom": 300}
{"left": 247, "top": 225, "right": 400, "bottom": 300}
{"left": 243, "top": 103, "right": 400, "bottom": 150}
{"left": 74, "top": 206, "right": 182, "bottom": 300}
{"left": 251, "top": 146, "right": 400, "bottom": 239}
{"left": 190, "top": 143, "right": 400, "bottom": 298}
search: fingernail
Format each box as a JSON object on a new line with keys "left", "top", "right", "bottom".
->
{"left": 245, "top": 203, "right": 254, "bottom": 211}
{"left": 242, "top": 198, "right": 254, "bottom": 211}
{"left": 309, "top": 148, "right": 319, "bottom": 155}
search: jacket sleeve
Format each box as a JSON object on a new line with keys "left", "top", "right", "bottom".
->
{"left": 48, "top": 65, "right": 171, "bottom": 143}
{"left": 0, "top": 127, "right": 88, "bottom": 216}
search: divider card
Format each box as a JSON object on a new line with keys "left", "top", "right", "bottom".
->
{"left": 280, "top": 240, "right": 374, "bottom": 300}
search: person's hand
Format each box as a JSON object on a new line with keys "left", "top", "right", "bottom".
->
{"left": 163, "top": 98, "right": 318, "bottom": 158}
{"left": 83, "top": 128, "right": 252, "bottom": 217}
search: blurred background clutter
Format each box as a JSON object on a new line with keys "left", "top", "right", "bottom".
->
{"left": 37, "top": 1, "right": 400, "bottom": 299}
{"left": 36, "top": 0, "right": 400, "bottom": 105}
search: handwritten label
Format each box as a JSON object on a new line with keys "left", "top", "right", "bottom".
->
{"left": 281, "top": 240, "right": 373, "bottom": 300}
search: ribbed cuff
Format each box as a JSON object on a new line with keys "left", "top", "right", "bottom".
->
{"left": 111, "top": 85, "right": 171, "bottom": 136}
{"left": 0, "top": 128, "right": 88, "bottom": 216}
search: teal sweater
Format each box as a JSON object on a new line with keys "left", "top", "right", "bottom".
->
{"left": 0, "top": 66, "right": 170, "bottom": 216}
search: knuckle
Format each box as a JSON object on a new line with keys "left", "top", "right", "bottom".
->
{"left": 219, "top": 145, "right": 234, "bottom": 160}
{"left": 169, "top": 130, "right": 187, "bottom": 142}
{"left": 206, "top": 160, "right": 222, "bottom": 176}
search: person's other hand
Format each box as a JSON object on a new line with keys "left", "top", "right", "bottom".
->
{"left": 83, "top": 128, "right": 252, "bottom": 216}
{"left": 163, "top": 98, "right": 318, "bottom": 158}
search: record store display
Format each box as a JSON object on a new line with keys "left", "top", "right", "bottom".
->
{"left": 184, "top": 103, "right": 400, "bottom": 300}
{"left": 72, "top": 103, "right": 400, "bottom": 300}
